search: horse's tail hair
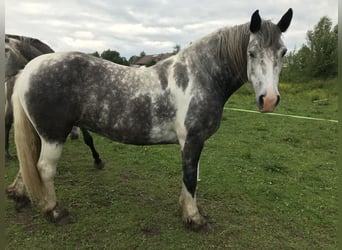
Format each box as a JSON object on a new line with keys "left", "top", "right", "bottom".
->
{"left": 12, "top": 90, "right": 43, "bottom": 204}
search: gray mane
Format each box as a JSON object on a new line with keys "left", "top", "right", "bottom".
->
{"left": 217, "top": 23, "right": 250, "bottom": 83}
{"left": 216, "top": 20, "right": 282, "bottom": 83}
{"left": 5, "top": 34, "right": 54, "bottom": 78}
{"left": 6, "top": 34, "right": 54, "bottom": 61}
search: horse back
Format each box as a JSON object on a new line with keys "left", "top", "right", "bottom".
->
{"left": 16, "top": 52, "right": 179, "bottom": 144}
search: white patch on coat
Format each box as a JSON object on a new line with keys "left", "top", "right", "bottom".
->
{"left": 179, "top": 183, "right": 204, "bottom": 224}
{"left": 169, "top": 58, "right": 193, "bottom": 148}
{"left": 14, "top": 53, "right": 68, "bottom": 120}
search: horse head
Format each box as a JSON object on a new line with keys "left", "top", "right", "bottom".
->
{"left": 247, "top": 9, "right": 293, "bottom": 112}
{"left": 5, "top": 36, "right": 28, "bottom": 78}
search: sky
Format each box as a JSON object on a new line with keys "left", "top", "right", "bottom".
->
{"left": 5, "top": 0, "right": 338, "bottom": 59}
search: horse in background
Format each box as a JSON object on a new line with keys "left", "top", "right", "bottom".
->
{"left": 7, "top": 9, "right": 292, "bottom": 230}
{"left": 5, "top": 34, "right": 103, "bottom": 169}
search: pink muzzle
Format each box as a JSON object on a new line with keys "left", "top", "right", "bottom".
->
{"left": 258, "top": 94, "right": 280, "bottom": 113}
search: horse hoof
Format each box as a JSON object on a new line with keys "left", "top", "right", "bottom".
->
{"left": 94, "top": 160, "right": 105, "bottom": 170}
{"left": 182, "top": 211, "right": 209, "bottom": 232}
{"left": 46, "top": 205, "right": 74, "bottom": 225}
{"left": 183, "top": 218, "right": 212, "bottom": 232}
{"left": 6, "top": 190, "right": 31, "bottom": 211}
{"left": 6, "top": 188, "right": 25, "bottom": 200}
{"left": 14, "top": 196, "right": 31, "bottom": 211}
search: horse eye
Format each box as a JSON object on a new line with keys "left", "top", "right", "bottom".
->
{"left": 248, "top": 51, "right": 256, "bottom": 58}
{"left": 281, "top": 48, "right": 287, "bottom": 57}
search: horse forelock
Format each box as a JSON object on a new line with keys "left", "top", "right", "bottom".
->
{"left": 257, "top": 20, "right": 282, "bottom": 49}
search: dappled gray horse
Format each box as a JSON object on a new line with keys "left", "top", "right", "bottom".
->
{"left": 5, "top": 35, "right": 103, "bottom": 168}
{"left": 8, "top": 9, "right": 292, "bottom": 230}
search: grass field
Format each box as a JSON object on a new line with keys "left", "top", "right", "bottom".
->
{"left": 5, "top": 79, "right": 337, "bottom": 249}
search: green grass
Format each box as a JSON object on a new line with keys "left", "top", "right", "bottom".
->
{"left": 5, "top": 79, "right": 337, "bottom": 249}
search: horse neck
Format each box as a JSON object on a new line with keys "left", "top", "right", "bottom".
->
{"left": 182, "top": 23, "right": 250, "bottom": 101}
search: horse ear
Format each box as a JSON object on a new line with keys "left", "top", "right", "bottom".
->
{"left": 277, "top": 8, "right": 293, "bottom": 32}
{"left": 250, "top": 10, "right": 261, "bottom": 33}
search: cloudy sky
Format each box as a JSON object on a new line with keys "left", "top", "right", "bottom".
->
{"left": 5, "top": 0, "right": 338, "bottom": 58}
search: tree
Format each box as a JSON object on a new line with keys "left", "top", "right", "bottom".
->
{"left": 305, "top": 16, "right": 337, "bottom": 78}
{"left": 173, "top": 44, "right": 181, "bottom": 54}
{"left": 281, "top": 16, "right": 337, "bottom": 81}
{"left": 140, "top": 51, "right": 146, "bottom": 57}
{"left": 100, "top": 49, "right": 129, "bottom": 65}
{"left": 90, "top": 51, "right": 100, "bottom": 58}
{"left": 128, "top": 55, "right": 140, "bottom": 65}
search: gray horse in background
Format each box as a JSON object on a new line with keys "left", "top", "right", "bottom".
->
{"left": 5, "top": 34, "right": 54, "bottom": 159}
{"left": 5, "top": 34, "right": 103, "bottom": 168}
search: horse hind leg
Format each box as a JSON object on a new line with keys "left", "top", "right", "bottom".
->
{"left": 13, "top": 89, "right": 71, "bottom": 224}
{"left": 6, "top": 170, "right": 31, "bottom": 211}
{"left": 80, "top": 128, "right": 104, "bottom": 169}
{"left": 36, "top": 140, "right": 72, "bottom": 224}
{"left": 5, "top": 81, "right": 14, "bottom": 160}
{"left": 5, "top": 107, "right": 13, "bottom": 160}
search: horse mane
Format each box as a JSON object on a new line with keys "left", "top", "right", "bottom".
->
{"left": 217, "top": 23, "right": 250, "bottom": 83}
{"left": 5, "top": 34, "right": 54, "bottom": 61}
{"left": 216, "top": 20, "right": 282, "bottom": 83}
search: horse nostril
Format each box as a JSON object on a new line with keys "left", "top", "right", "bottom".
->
{"left": 259, "top": 95, "right": 265, "bottom": 109}
{"left": 275, "top": 95, "right": 280, "bottom": 106}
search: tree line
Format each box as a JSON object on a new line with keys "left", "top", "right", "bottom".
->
{"left": 90, "top": 45, "right": 181, "bottom": 67}
{"left": 281, "top": 16, "right": 338, "bottom": 82}
{"left": 90, "top": 50, "right": 133, "bottom": 66}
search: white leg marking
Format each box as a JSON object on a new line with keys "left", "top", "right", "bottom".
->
{"left": 179, "top": 183, "right": 205, "bottom": 225}
{"left": 36, "top": 140, "right": 63, "bottom": 211}
{"left": 7, "top": 170, "right": 26, "bottom": 196}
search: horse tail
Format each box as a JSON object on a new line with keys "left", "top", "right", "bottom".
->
{"left": 12, "top": 89, "right": 43, "bottom": 204}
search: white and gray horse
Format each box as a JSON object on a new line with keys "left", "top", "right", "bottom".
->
{"left": 5, "top": 34, "right": 103, "bottom": 169}
{"left": 8, "top": 9, "right": 292, "bottom": 230}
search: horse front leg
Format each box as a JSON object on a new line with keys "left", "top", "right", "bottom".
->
{"left": 179, "top": 136, "right": 207, "bottom": 230}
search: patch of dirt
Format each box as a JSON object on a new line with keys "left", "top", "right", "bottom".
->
{"left": 9, "top": 205, "right": 38, "bottom": 232}
{"left": 140, "top": 225, "right": 162, "bottom": 237}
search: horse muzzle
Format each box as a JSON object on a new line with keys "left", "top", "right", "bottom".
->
{"left": 258, "top": 94, "right": 280, "bottom": 113}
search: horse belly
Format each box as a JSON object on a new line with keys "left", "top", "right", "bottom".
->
{"left": 149, "top": 122, "right": 178, "bottom": 144}
{"left": 82, "top": 93, "right": 178, "bottom": 145}
{"left": 85, "top": 113, "right": 177, "bottom": 145}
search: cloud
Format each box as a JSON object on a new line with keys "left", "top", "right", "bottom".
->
{"left": 107, "top": 23, "right": 182, "bottom": 36}
{"left": 5, "top": 0, "right": 338, "bottom": 58}
{"left": 61, "top": 36, "right": 106, "bottom": 51}
{"left": 14, "top": 2, "right": 51, "bottom": 15}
